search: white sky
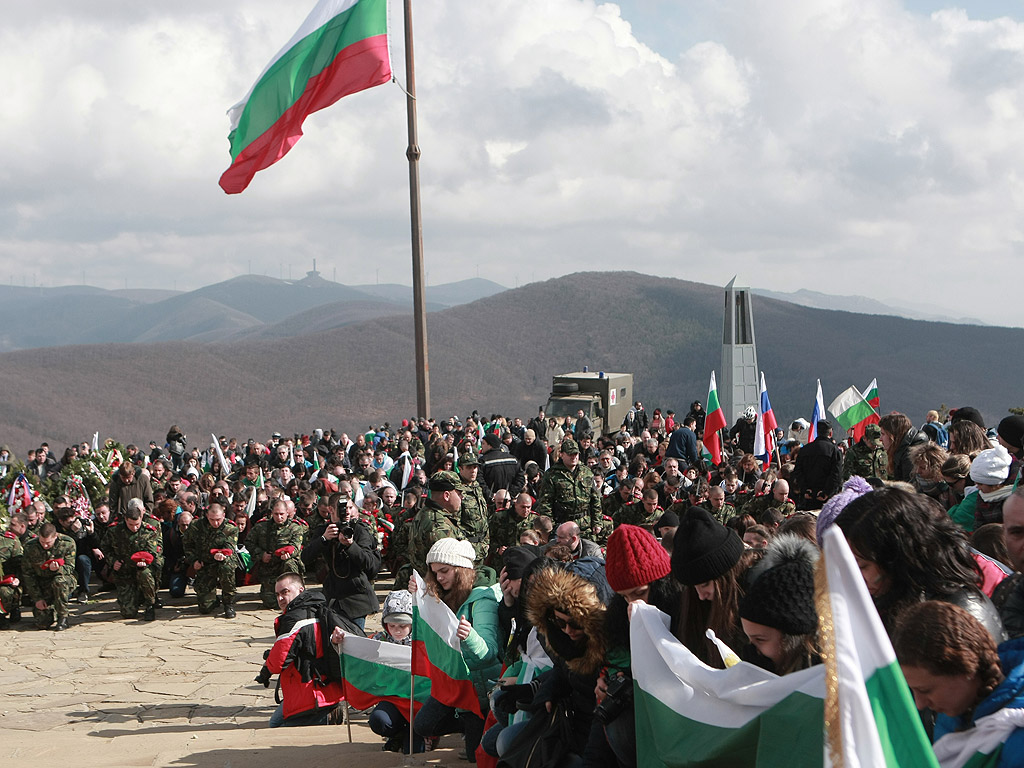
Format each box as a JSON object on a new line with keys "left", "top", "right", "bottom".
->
{"left": 2, "top": 1, "right": 1023, "bottom": 324}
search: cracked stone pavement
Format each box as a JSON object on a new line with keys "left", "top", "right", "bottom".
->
{"left": 0, "top": 583, "right": 466, "bottom": 768}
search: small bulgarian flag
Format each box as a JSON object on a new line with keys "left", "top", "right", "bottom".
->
{"left": 337, "top": 633, "right": 430, "bottom": 717}
{"left": 703, "top": 371, "right": 728, "bottom": 466}
{"left": 411, "top": 570, "right": 482, "bottom": 716}
{"left": 219, "top": 0, "right": 392, "bottom": 194}
{"left": 828, "top": 386, "right": 878, "bottom": 436}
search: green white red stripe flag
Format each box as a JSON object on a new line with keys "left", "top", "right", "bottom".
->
{"left": 336, "top": 633, "right": 430, "bottom": 716}
{"left": 704, "top": 371, "right": 728, "bottom": 466}
{"left": 827, "top": 386, "right": 877, "bottom": 434}
{"left": 631, "top": 602, "right": 826, "bottom": 766}
{"left": 820, "top": 526, "right": 939, "bottom": 768}
{"left": 411, "top": 570, "right": 482, "bottom": 716}
{"left": 219, "top": 0, "right": 392, "bottom": 194}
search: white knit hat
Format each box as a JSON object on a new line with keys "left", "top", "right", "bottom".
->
{"left": 426, "top": 537, "right": 476, "bottom": 569}
{"left": 970, "top": 445, "right": 1012, "bottom": 486}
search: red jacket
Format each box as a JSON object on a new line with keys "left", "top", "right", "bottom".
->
{"left": 266, "top": 591, "right": 343, "bottom": 720}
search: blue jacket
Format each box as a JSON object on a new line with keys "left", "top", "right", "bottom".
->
{"left": 666, "top": 426, "right": 698, "bottom": 465}
{"left": 934, "top": 637, "right": 1024, "bottom": 768}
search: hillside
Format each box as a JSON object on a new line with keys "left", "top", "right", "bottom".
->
{"left": 0, "top": 272, "right": 1019, "bottom": 451}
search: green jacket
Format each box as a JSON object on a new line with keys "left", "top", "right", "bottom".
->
{"left": 844, "top": 439, "right": 888, "bottom": 481}
{"left": 249, "top": 518, "right": 305, "bottom": 563}
{"left": 183, "top": 517, "right": 239, "bottom": 566}
{"left": 102, "top": 520, "right": 162, "bottom": 576}
{"left": 457, "top": 584, "right": 502, "bottom": 699}
{"left": 458, "top": 480, "right": 490, "bottom": 563}
{"left": 948, "top": 491, "right": 978, "bottom": 533}
{"left": 0, "top": 531, "right": 24, "bottom": 580}
{"left": 408, "top": 498, "right": 468, "bottom": 578}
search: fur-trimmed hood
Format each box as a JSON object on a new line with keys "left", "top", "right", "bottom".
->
{"left": 526, "top": 566, "right": 608, "bottom": 675}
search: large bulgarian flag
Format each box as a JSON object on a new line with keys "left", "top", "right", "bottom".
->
{"left": 631, "top": 603, "right": 827, "bottom": 765}
{"left": 828, "top": 386, "right": 878, "bottom": 442}
{"left": 703, "top": 371, "right": 728, "bottom": 466}
{"left": 337, "top": 633, "right": 430, "bottom": 717}
{"left": 631, "top": 528, "right": 940, "bottom": 767}
{"left": 819, "top": 526, "right": 939, "bottom": 768}
{"left": 411, "top": 570, "right": 482, "bottom": 716}
{"left": 219, "top": 0, "right": 392, "bottom": 194}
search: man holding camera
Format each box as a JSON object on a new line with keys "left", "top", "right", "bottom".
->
{"left": 250, "top": 499, "right": 305, "bottom": 609}
{"left": 301, "top": 493, "right": 380, "bottom": 630}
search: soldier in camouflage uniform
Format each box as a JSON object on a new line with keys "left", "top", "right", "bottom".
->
{"left": 103, "top": 502, "right": 162, "bottom": 620}
{"left": 535, "top": 439, "right": 602, "bottom": 538}
{"left": 742, "top": 479, "right": 797, "bottom": 522}
{"left": 456, "top": 452, "right": 491, "bottom": 565}
{"left": 22, "top": 523, "right": 76, "bottom": 630}
{"left": 703, "top": 486, "right": 738, "bottom": 525}
{"left": 183, "top": 502, "right": 239, "bottom": 618}
{"left": 0, "top": 514, "right": 27, "bottom": 627}
{"left": 612, "top": 488, "right": 663, "bottom": 531}
{"left": 488, "top": 492, "right": 535, "bottom": 563}
{"left": 404, "top": 471, "right": 469, "bottom": 583}
{"left": 844, "top": 423, "right": 889, "bottom": 482}
{"left": 250, "top": 499, "right": 305, "bottom": 609}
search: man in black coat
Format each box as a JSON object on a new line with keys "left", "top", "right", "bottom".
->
{"left": 791, "top": 420, "right": 844, "bottom": 510}
{"left": 479, "top": 434, "right": 526, "bottom": 495}
{"left": 301, "top": 494, "right": 380, "bottom": 630}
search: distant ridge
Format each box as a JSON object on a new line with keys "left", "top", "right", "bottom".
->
{"left": 0, "top": 272, "right": 1019, "bottom": 450}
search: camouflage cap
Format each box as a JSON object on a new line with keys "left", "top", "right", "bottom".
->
{"left": 560, "top": 438, "right": 580, "bottom": 454}
{"left": 429, "top": 470, "right": 461, "bottom": 493}
{"left": 460, "top": 452, "right": 480, "bottom": 466}
{"left": 864, "top": 423, "right": 882, "bottom": 439}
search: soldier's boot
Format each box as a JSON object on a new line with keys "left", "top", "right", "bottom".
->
{"left": 152, "top": 592, "right": 163, "bottom": 609}
{"left": 223, "top": 595, "right": 236, "bottom": 619}
{"left": 55, "top": 615, "right": 69, "bottom": 631}
{"left": 143, "top": 604, "right": 156, "bottom": 622}
{"left": 0, "top": 614, "right": 10, "bottom": 630}
{"left": 9, "top": 605, "right": 20, "bottom": 623}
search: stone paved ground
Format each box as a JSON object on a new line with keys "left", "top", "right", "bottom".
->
{"left": 0, "top": 583, "right": 466, "bottom": 768}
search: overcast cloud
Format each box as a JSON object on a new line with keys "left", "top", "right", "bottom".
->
{"left": 1, "top": 1, "right": 1022, "bottom": 324}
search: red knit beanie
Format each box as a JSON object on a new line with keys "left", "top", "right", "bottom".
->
{"left": 605, "top": 524, "right": 671, "bottom": 592}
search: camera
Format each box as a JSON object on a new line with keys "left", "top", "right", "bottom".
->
{"left": 593, "top": 674, "right": 633, "bottom": 725}
{"left": 340, "top": 525, "right": 355, "bottom": 539}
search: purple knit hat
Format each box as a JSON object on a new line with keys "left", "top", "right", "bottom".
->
{"left": 816, "top": 476, "right": 873, "bottom": 542}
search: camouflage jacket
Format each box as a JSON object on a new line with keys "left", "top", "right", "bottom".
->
{"left": 408, "top": 498, "right": 470, "bottom": 576}
{"left": 102, "top": 520, "right": 163, "bottom": 571}
{"left": 249, "top": 519, "right": 305, "bottom": 562}
{"left": 386, "top": 506, "right": 419, "bottom": 570}
{"left": 182, "top": 517, "right": 239, "bottom": 566}
{"left": 21, "top": 534, "right": 76, "bottom": 598}
{"left": 536, "top": 463, "right": 602, "bottom": 536}
{"left": 458, "top": 479, "right": 490, "bottom": 561}
{"left": 0, "top": 530, "right": 24, "bottom": 580}
{"left": 488, "top": 509, "right": 533, "bottom": 554}
{"left": 613, "top": 502, "right": 664, "bottom": 530}
{"left": 701, "top": 501, "right": 737, "bottom": 526}
{"left": 844, "top": 440, "right": 888, "bottom": 481}
{"left": 742, "top": 495, "right": 797, "bottom": 521}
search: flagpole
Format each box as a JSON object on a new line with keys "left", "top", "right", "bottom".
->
{"left": 403, "top": 0, "right": 430, "bottom": 420}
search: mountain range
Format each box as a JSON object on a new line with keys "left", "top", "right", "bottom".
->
{"left": 0, "top": 271, "right": 1019, "bottom": 453}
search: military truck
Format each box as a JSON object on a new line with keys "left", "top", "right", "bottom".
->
{"left": 544, "top": 372, "right": 633, "bottom": 436}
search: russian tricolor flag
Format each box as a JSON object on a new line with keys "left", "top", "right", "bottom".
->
{"left": 753, "top": 373, "right": 778, "bottom": 465}
{"left": 808, "top": 379, "right": 826, "bottom": 441}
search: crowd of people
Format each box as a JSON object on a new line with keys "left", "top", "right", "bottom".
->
{"left": 1, "top": 402, "right": 1023, "bottom": 766}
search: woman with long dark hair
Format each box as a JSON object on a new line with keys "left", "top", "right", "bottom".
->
{"left": 878, "top": 412, "right": 927, "bottom": 483}
{"left": 834, "top": 486, "right": 1006, "bottom": 641}
{"left": 670, "top": 507, "right": 748, "bottom": 667}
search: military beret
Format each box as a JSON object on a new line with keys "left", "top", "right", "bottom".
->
{"left": 560, "top": 438, "right": 580, "bottom": 454}
{"left": 429, "top": 471, "right": 461, "bottom": 493}
{"left": 460, "top": 452, "right": 480, "bottom": 466}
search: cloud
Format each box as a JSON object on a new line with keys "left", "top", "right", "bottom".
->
{"left": 0, "top": 0, "right": 1022, "bottom": 324}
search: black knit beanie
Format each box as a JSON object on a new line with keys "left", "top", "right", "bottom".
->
{"left": 739, "top": 534, "right": 819, "bottom": 636}
{"left": 671, "top": 506, "right": 744, "bottom": 586}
